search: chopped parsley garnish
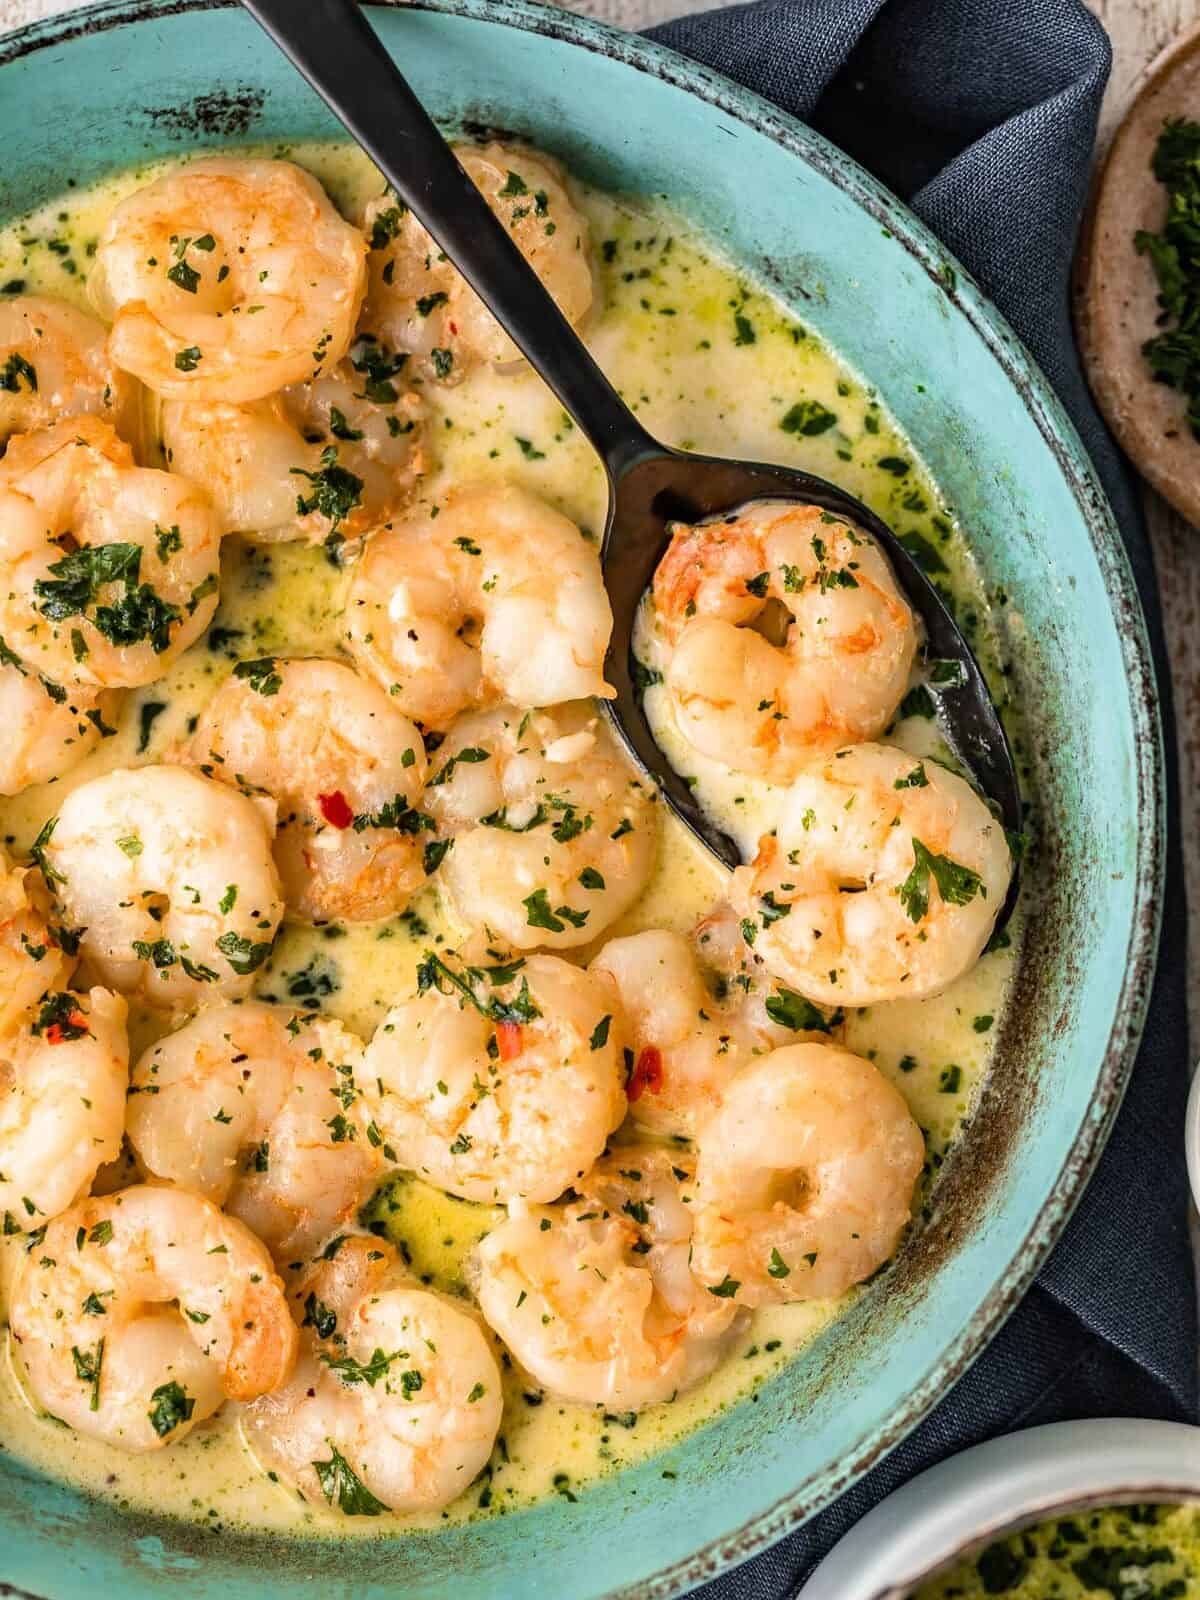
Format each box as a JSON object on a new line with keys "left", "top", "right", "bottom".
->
{"left": 167, "top": 258, "right": 200, "bottom": 293}
{"left": 31, "top": 991, "right": 88, "bottom": 1041}
{"left": 321, "top": 1346, "right": 405, "bottom": 1387}
{"left": 764, "top": 988, "right": 838, "bottom": 1033}
{"left": 328, "top": 406, "right": 363, "bottom": 442}
{"left": 1135, "top": 116, "right": 1200, "bottom": 435}
{"left": 708, "top": 1275, "right": 741, "bottom": 1298}
{"left": 416, "top": 951, "right": 541, "bottom": 1028}
{"left": 148, "top": 1379, "right": 195, "bottom": 1437}
{"left": 291, "top": 446, "right": 364, "bottom": 530}
{"left": 34, "top": 542, "right": 140, "bottom": 620}
{"left": 428, "top": 745, "right": 489, "bottom": 787}
{"left": 423, "top": 838, "right": 452, "bottom": 874}
{"left": 312, "top": 1442, "right": 387, "bottom": 1516}
{"left": 233, "top": 656, "right": 282, "bottom": 696}
{"left": 523, "top": 888, "right": 587, "bottom": 932}
{"left": 302, "top": 1293, "right": 337, "bottom": 1339}
{"left": 215, "top": 930, "right": 274, "bottom": 976}
{"left": 780, "top": 399, "right": 837, "bottom": 436}
{"left": 368, "top": 203, "right": 406, "bottom": 250}
{"left": 30, "top": 815, "right": 65, "bottom": 887}
{"left": 733, "top": 312, "right": 756, "bottom": 346}
{"left": 898, "top": 837, "right": 984, "bottom": 923}
{"left": 32, "top": 540, "right": 180, "bottom": 654}
{"left": 350, "top": 334, "right": 409, "bottom": 403}
{"left": 132, "top": 937, "right": 176, "bottom": 969}
{"left": 758, "top": 891, "right": 792, "bottom": 926}
{"left": 1, "top": 352, "right": 37, "bottom": 393}
{"left": 898, "top": 684, "right": 936, "bottom": 720}
{"left": 71, "top": 1339, "right": 104, "bottom": 1410}
{"left": 137, "top": 699, "right": 167, "bottom": 752}
{"left": 898, "top": 532, "right": 948, "bottom": 575}
{"left": 767, "top": 1248, "right": 790, "bottom": 1279}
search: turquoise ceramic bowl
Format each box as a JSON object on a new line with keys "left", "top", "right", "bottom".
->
{"left": 0, "top": 3, "right": 1163, "bottom": 1597}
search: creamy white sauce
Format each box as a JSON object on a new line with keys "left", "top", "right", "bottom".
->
{"left": 0, "top": 141, "right": 1021, "bottom": 1535}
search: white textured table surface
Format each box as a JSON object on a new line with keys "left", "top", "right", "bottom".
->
{"left": 1, "top": 0, "right": 1195, "bottom": 1044}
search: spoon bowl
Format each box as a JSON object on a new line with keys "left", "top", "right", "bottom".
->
{"left": 243, "top": 0, "right": 1022, "bottom": 892}
{"left": 602, "top": 442, "right": 1022, "bottom": 869}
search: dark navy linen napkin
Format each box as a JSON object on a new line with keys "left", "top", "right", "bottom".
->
{"left": 645, "top": 2, "right": 1198, "bottom": 1593}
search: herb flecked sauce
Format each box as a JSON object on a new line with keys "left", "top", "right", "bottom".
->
{"left": 0, "top": 142, "right": 1024, "bottom": 1536}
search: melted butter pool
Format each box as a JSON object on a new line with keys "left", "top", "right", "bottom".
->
{"left": 0, "top": 141, "right": 1022, "bottom": 1536}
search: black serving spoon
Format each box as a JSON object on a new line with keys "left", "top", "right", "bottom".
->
{"left": 241, "top": 0, "right": 1021, "bottom": 882}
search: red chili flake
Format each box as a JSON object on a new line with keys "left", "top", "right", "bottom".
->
{"left": 496, "top": 1021, "right": 523, "bottom": 1061}
{"left": 46, "top": 1012, "right": 89, "bottom": 1046}
{"left": 318, "top": 790, "right": 354, "bottom": 829}
{"left": 627, "top": 1045, "right": 664, "bottom": 1101}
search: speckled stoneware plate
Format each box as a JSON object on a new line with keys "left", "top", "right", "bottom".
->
{"left": 0, "top": 3, "right": 1163, "bottom": 1598}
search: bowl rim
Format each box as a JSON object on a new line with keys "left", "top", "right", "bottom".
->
{"left": 801, "top": 1417, "right": 1200, "bottom": 1600}
{"left": 0, "top": 1, "right": 1167, "bottom": 1595}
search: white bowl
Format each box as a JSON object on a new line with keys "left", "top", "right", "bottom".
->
{"left": 801, "top": 1418, "right": 1200, "bottom": 1599}
{"left": 1186, "top": 1065, "right": 1200, "bottom": 1213}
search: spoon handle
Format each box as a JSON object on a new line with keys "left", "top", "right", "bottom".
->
{"left": 241, "top": 0, "right": 656, "bottom": 479}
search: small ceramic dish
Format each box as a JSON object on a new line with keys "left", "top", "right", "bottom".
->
{"left": 1076, "top": 19, "right": 1200, "bottom": 528}
{"left": 801, "top": 1418, "right": 1200, "bottom": 1600}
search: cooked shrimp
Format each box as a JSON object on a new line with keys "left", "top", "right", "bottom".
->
{"left": 160, "top": 349, "right": 425, "bottom": 548}
{"left": 127, "top": 1003, "right": 379, "bottom": 1260}
{"left": 359, "top": 949, "right": 626, "bottom": 1205}
{"left": 425, "top": 702, "right": 656, "bottom": 951}
{"left": 39, "top": 764, "right": 284, "bottom": 1007}
{"left": 690, "top": 1045, "right": 925, "bottom": 1307}
{"left": 89, "top": 158, "right": 366, "bottom": 403}
{"left": 0, "top": 416, "right": 220, "bottom": 689}
{"left": 10, "top": 1185, "right": 297, "bottom": 1451}
{"left": 243, "top": 1235, "right": 501, "bottom": 1515}
{"left": 360, "top": 142, "right": 593, "bottom": 383}
{"left": 651, "top": 502, "right": 918, "bottom": 778}
{"left": 0, "top": 295, "right": 136, "bottom": 445}
{"left": 0, "top": 847, "right": 72, "bottom": 1033}
{"left": 0, "top": 986, "right": 127, "bottom": 1233}
{"left": 187, "top": 657, "right": 430, "bottom": 925}
{"left": 472, "top": 1149, "right": 743, "bottom": 1410}
{"left": 731, "top": 742, "right": 1012, "bottom": 1005}
{"left": 345, "top": 484, "right": 612, "bottom": 728}
{"left": 0, "top": 659, "right": 119, "bottom": 796}
{"left": 590, "top": 919, "right": 840, "bottom": 1139}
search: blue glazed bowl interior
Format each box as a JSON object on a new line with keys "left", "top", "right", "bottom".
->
{"left": 0, "top": 4, "right": 1161, "bottom": 1598}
